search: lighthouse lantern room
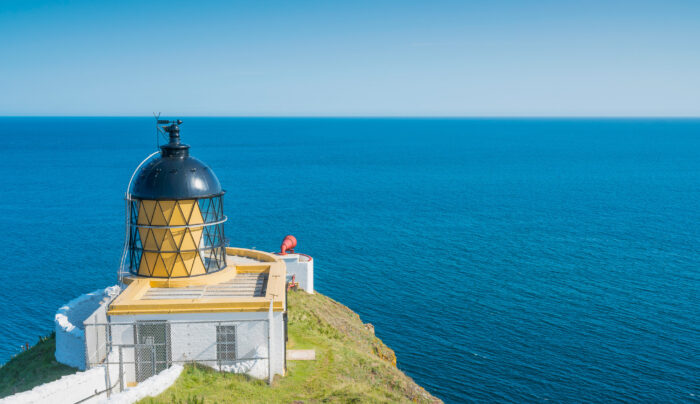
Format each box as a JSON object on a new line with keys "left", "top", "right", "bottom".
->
{"left": 127, "top": 121, "right": 227, "bottom": 277}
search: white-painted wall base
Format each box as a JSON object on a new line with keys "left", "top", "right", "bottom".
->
{"left": 280, "top": 254, "right": 314, "bottom": 293}
{"left": 0, "top": 366, "right": 109, "bottom": 404}
{"left": 106, "top": 364, "right": 184, "bottom": 404}
{"left": 54, "top": 286, "right": 120, "bottom": 370}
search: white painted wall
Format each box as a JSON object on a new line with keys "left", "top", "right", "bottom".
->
{"left": 270, "top": 311, "right": 285, "bottom": 377}
{"left": 109, "top": 323, "right": 137, "bottom": 384}
{"left": 83, "top": 296, "right": 111, "bottom": 369}
{"left": 0, "top": 356, "right": 180, "bottom": 404}
{"left": 281, "top": 254, "right": 314, "bottom": 293}
{"left": 0, "top": 366, "right": 111, "bottom": 404}
{"left": 106, "top": 364, "right": 183, "bottom": 404}
{"left": 55, "top": 286, "right": 120, "bottom": 370}
{"left": 109, "top": 310, "right": 285, "bottom": 382}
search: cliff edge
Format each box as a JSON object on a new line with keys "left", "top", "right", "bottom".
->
{"left": 142, "top": 289, "right": 442, "bottom": 403}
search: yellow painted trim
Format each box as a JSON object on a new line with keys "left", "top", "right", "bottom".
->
{"left": 108, "top": 300, "right": 285, "bottom": 315}
{"left": 236, "top": 265, "right": 271, "bottom": 274}
{"left": 110, "top": 247, "right": 287, "bottom": 315}
{"left": 226, "top": 247, "right": 277, "bottom": 262}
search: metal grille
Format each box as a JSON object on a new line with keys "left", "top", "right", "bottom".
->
{"left": 216, "top": 325, "right": 237, "bottom": 364}
{"left": 134, "top": 321, "right": 171, "bottom": 382}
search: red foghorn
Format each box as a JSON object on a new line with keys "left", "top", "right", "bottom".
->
{"left": 280, "top": 235, "right": 297, "bottom": 255}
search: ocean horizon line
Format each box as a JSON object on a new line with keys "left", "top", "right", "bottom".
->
{"left": 1, "top": 115, "right": 700, "bottom": 119}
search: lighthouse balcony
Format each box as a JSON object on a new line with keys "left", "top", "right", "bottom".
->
{"left": 108, "top": 247, "right": 286, "bottom": 315}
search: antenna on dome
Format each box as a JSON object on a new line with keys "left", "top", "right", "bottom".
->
{"left": 153, "top": 113, "right": 185, "bottom": 147}
{"left": 153, "top": 112, "right": 166, "bottom": 147}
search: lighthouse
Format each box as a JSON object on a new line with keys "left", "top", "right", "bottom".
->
{"left": 51, "top": 119, "right": 315, "bottom": 396}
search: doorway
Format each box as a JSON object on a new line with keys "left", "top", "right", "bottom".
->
{"left": 134, "top": 321, "right": 170, "bottom": 382}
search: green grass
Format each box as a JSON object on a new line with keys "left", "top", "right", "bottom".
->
{"left": 140, "top": 290, "right": 441, "bottom": 403}
{"left": 0, "top": 333, "right": 78, "bottom": 398}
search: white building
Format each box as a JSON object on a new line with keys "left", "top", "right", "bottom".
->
{"left": 103, "top": 247, "right": 288, "bottom": 386}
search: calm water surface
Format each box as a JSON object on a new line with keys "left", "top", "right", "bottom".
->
{"left": 0, "top": 118, "right": 698, "bottom": 402}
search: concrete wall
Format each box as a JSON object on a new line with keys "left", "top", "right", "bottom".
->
{"left": 281, "top": 254, "right": 314, "bottom": 293}
{"left": 55, "top": 285, "right": 120, "bottom": 370}
{"left": 105, "top": 364, "right": 183, "bottom": 404}
{"left": 0, "top": 354, "right": 180, "bottom": 404}
{"left": 109, "top": 310, "right": 285, "bottom": 382}
{"left": 83, "top": 295, "right": 111, "bottom": 368}
{"left": 0, "top": 366, "right": 113, "bottom": 404}
{"left": 109, "top": 323, "right": 137, "bottom": 384}
{"left": 270, "top": 311, "right": 285, "bottom": 377}
{"left": 168, "top": 320, "right": 266, "bottom": 363}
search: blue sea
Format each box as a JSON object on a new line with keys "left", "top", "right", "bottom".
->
{"left": 0, "top": 118, "right": 698, "bottom": 402}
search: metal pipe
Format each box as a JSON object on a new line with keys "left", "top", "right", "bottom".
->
{"left": 218, "top": 321, "right": 222, "bottom": 372}
{"left": 119, "top": 151, "right": 161, "bottom": 284}
{"left": 94, "top": 316, "right": 99, "bottom": 367}
{"left": 133, "top": 243, "right": 228, "bottom": 254}
{"left": 151, "top": 345, "right": 156, "bottom": 377}
{"left": 129, "top": 216, "right": 228, "bottom": 229}
{"left": 92, "top": 318, "right": 267, "bottom": 326}
{"left": 105, "top": 361, "right": 111, "bottom": 398}
{"left": 268, "top": 298, "right": 273, "bottom": 385}
{"left": 118, "top": 346, "right": 124, "bottom": 392}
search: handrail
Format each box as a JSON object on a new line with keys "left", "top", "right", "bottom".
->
{"left": 296, "top": 253, "right": 313, "bottom": 262}
{"left": 119, "top": 151, "right": 161, "bottom": 285}
{"left": 131, "top": 242, "right": 228, "bottom": 254}
{"left": 129, "top": 216, "right": 227, "bottom": 229}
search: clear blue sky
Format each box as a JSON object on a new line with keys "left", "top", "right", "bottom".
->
{"left": 1, "top": 0, "right": 699, "bottom": 116}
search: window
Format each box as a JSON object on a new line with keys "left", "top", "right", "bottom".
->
{"left": 216, "top": 325, "right": 236, "bottom": 363}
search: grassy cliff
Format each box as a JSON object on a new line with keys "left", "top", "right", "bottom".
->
{"left": 142, "top": 290, "right": 441, "bottom": 404}
{"left": 0, "top": 333, "right": 77, "bottom": 398}
{"left": 0, "top": 291, "right": 441, "bottom": 403}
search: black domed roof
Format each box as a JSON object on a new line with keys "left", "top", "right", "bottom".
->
{"left": 130, "top": 122, "right": 223, "bottom": 200}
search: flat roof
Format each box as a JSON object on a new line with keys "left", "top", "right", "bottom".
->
{"left": 142, "top": 272, "right": 268, "bottom": 300}
{"left": 108, "top": 247, "right": 286, "bottom": 316}
{"left": 278, "top": 253, "right": 313, "bottom": 263}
